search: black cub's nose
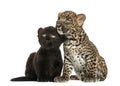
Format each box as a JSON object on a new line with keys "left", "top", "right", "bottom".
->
{"left": 46, "top": 36, "right": 50, "bottom": 41}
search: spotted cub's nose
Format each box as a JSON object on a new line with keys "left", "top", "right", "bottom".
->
{"left": 61, "top": 27, "right": 68, "bottom": 33}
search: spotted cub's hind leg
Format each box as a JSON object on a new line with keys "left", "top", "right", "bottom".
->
{"left": 80, "top": 54, "right": 98, "bottom": 82}
{"left": 97, "top": 56, "right": 108, "bottom": 81}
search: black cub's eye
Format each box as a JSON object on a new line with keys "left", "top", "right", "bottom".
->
{"left": 42, "top": 34, "right": 46, "bottom": 37}
{"left": 50, "top": 34, "right": 56, "bottom": 38}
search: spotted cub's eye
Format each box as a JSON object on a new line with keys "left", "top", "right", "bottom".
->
{"left": 65, "top": 20, "right": 71, "bottom": 24}
{"left": 65, "top": 18, "right": 71, "bottom": 23}
{"left": 42, "top": 34, "right": 46, "bottom": 37}
{"left": 50, "top": 34, "right": 56, "bottom": 38}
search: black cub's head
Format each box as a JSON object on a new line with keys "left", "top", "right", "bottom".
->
{"left": 38, "top": 26, "right": 66, "bottom": 49}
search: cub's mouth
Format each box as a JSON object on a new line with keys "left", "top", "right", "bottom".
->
{"left": 57, "top": 26, "right": 69, "bottom": 35}
{"left": 56, "top": 25, "right": 74, "bottom": 40}
{"left": 57, "top": 27, "right": 64, "bottom": 35}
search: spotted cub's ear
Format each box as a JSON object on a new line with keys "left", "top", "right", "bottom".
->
{"left": 77, "top": 14, "right": 86, "bottom": 26}
{"left": 38, "top": 28, "right": 43, "bottom": 34}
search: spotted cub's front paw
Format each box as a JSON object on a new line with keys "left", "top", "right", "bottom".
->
{"left": 54, "top": 76, "right": 69, "bottom": 82}
{"left": 70, "top": 75, "right": 79, "bottom": 80}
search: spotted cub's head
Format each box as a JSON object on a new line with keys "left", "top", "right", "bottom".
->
{"left": 56, "top": 11, "right": 86, "bottom": 39}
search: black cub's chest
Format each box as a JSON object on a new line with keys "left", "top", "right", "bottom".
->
{"left": 39, "top": 49, "right": 58, "bottom": 64}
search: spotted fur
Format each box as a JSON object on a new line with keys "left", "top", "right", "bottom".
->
{"left": 54, "top": 11, "right": 107, "bottom": 82}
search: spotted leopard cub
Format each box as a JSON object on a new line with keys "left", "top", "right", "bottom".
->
{"left": 54, "top": 11, "right": 107, "bottom": 82}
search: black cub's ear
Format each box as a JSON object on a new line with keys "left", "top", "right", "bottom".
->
{"left": 38, "top": 27, "right": 43, "bottom": 34}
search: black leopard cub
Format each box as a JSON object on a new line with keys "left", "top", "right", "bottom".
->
{"left": 11, "top": 26, "right": 66, "bottom": 82}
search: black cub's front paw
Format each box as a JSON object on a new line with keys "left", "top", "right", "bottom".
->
{"left": 37, "top": 78, "right": 48, "bottom": 82}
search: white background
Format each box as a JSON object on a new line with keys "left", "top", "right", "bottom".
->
{"left": 0, "top": 0, "right": 120, "bottom": 86}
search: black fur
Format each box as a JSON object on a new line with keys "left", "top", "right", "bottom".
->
{"left": 11, "top": 26, "right": 67, "bottom": 82}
